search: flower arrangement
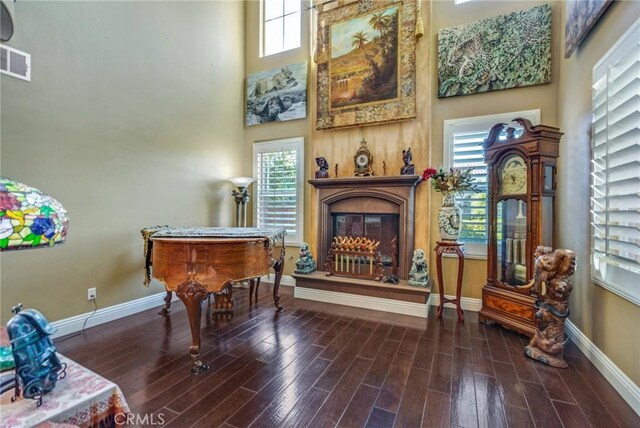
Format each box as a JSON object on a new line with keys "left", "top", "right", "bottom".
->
{"left": 421, "top": 167, "right": 479, "bottom": 195}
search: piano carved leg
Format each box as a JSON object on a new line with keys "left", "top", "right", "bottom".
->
{"left": 176, "top": 277, "right": 210, "bottom": 374}
{"left": 249, "top": 277, "right": 261, "bottom": 306}
{"left": 249, "top": 279, "right": 255, "bottom": 305}
{"left": 273, "top": 259, "right": 285, "bottom": 313}
{"left": 158, "top": 290, "right": 173, "bottom": 316}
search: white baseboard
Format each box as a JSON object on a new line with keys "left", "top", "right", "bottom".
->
{"left": 51, "top": 291, "right": 177, "bottom": 339}
{"left": 430, "top": 294, "right": 482, "bottom": 312}
{"left": 52, "top": 276, "right": 295, "bottom": 340}
{"left": 259, "top": 274, "right": 295, "bottom": 287}
{"left": 294, "top": 286, "right": 431, "bottom": 318}
{"left": 565, "top": 320, "right": 640, "bottom": 416}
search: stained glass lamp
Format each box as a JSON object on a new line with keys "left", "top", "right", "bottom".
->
{"left": 0, "top": 177, "right": 69, "bottom": 251}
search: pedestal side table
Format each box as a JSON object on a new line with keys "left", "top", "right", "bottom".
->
{"left": 435, "top": 241, "right": 465, "bottom": 322}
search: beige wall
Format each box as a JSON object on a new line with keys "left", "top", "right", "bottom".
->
{"left": 0, "top": 1, "right": 246, "bottom": 323}
{"left": 557, "top": 1, "right": 640, "bottom": 385}
{"left": 430, "top": 0, "right": 561, "bottom": 299}
{"left": 244, "top": 0, "right": 311, "bottom": 275}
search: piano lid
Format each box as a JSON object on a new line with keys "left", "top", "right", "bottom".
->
{"left": 147, "top": 226, "right": 286, "bottom": 245}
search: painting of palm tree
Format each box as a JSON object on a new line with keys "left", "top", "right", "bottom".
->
{"left": 329, "top": 4, "right": 399, "bottom": 109}
{"left": 369, "top": 12, "right": 391, "bottom": 40}
{"left": 351, "top": 31, "right": 371, "bottom": 61}
{"left": 315, "top": 0, "right": 416, "bottom": 130}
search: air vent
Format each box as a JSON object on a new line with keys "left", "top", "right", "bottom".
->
{"left": 0, "top": 44, "right": 30, "bottom": 81}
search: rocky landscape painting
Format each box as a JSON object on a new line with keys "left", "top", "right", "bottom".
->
{"left": 246, "top": 62, "right": 307, "bottom": 126}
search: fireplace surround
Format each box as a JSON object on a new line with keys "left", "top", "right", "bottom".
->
{"left": 309, "top": 175, "right": 421, "bottom": 279}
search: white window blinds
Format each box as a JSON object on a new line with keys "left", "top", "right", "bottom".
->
{"left": 591, "top": 19, "right": 640, "bottom": 306}
{"left": 254, "top": 137, "right": 304, "bottom": 245}
{"left": 444, "top": 110, "right": 540, "bottom": 257}
{"left": 452, "top": 130, "right": 489, "bottom": 246}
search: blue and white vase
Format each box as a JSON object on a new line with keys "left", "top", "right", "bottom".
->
{"left": 438, "top": 193, "right": 461, "bottom": 241}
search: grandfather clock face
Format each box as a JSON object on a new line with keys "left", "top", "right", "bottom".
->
{"left": 499, "top": 155, "right": 527, "bottom": 195}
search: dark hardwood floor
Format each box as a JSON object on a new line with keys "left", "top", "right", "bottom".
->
{"left": 55, "top": 285, "right": 639, "bottom": 428}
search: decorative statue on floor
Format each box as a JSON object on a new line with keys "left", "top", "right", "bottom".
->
{"left": 295, "top": 243, "right": 317, "bottom": 274}
{"left": 400, "top": 148, "right": 415, "bottom": 175}
{"left": 408, "top": 249, "right": 430, "bottom": 287}
{"left": 521, "top": 246, "right": 577, "bottom": 368}
{"left": 315, "top": 157, "right": 329, "bottom": 179}
{"left": 7, "top": 304, "right": 67, "bottom": 406}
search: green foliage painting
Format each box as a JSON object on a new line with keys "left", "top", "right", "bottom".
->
{"left": 437, "top": 4, "right": 551, "bottom": 98}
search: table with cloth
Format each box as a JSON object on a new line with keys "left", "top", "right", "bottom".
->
{"left": 0, "top": 354, "right": 129, "bottom": 428}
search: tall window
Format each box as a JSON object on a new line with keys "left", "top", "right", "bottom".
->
{"left": 591, "top": 19, "right": 640, "bottom": 306}
{"left": 254, "top": 137, "right": 304, "bottom": 245}
{"left": 444, "top": 110, "right": 540, "bottom": 257}
{"left": 262, "top": 0, "right": 301, "bottom": 57}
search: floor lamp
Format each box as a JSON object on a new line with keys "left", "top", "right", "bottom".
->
{"left": 228, "top": 176, "right": 255, "bottom": 227}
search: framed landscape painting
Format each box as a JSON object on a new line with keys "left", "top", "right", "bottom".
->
{"left": 437, "top": 4, "right": 551, "bottom": 98}
{"left": 245, "top": 62, "right": 307, "bottom": 126}
{"left": 315, "top": 0, "right": 417, "bottom": 130}
{"left": 565, "top": 0, "right": 613, "bottom": 58}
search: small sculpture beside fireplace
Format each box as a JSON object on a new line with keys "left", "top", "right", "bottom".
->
{"left": 325, "top": 236, "right": 385, "bottom": 281}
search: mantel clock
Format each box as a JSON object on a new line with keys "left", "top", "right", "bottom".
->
{"left": 478, "top": 118, "right": 563, "bottom": 336}
{"left": 354, "top": 139, "right": 374, "bottom": 177}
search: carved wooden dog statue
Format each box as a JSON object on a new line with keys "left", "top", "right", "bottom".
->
{"left": 522, "top": 246, "right": 576, "bottom": 368}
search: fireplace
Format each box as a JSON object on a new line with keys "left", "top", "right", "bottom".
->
{"left": 309, "top": 175, "right": 421, "bottom": 279}
{"left": 293, "top": 175, "right": 429, "bottom": 315}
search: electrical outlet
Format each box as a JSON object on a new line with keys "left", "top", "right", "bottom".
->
{"left": 87, "top": 287, "right": 96, "bottom": 301}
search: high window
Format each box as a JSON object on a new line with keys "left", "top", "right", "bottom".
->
{"left": 443, "top": 110, "right": 540, "bottom": 257}
{"left": 591, "top": 20, "right": 640, "bottom": 305}
{"left": 253, "top": 137, "right": 304, "bottom": 245}
{"left": 262, "top": 0, "right": 301, "bottom": 57}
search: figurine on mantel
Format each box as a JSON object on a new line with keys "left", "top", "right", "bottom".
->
{"left": 315, "top": 157, "right": 329, "bottom": 179}
{"left": 408, "top": 249, "right": 430, "bottom": 287}
{"left": 294, "top": 243, "right": 317, "bottom": 274}
{"left": 400, "top": 148, "right": 415, "bottom": 175}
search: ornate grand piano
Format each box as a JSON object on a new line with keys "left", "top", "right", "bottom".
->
{"left": 142, "top": 227, "right": 286, "bottom": 373}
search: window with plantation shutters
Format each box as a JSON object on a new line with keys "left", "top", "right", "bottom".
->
{"left": 444, "top": 110, "right": 540, "bottom": 257}
{"left": 254, "top": 137, "right": 304, "bottom": 245}
{"left": 590, "top": 19, "right": 640, "bottom": 306}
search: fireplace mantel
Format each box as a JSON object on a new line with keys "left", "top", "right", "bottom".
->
{"left": 309, "top": 175, "right": 421, "bottom": 189}
{"left": 309, "top": 175, "right": 421, "bottom": 279}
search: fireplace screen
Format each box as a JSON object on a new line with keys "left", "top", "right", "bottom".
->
{"left": 332, "top": 213, "right": 399, "bottom": 269}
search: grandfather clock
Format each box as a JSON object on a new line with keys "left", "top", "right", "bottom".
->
{"left": 478, "top": 118, "right": 562, "bottom": 336}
